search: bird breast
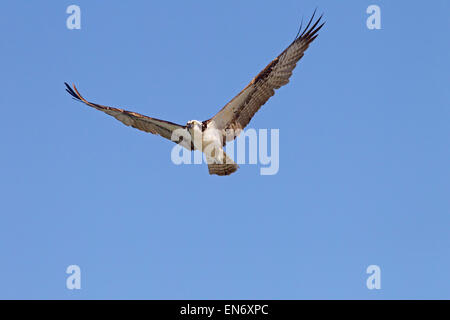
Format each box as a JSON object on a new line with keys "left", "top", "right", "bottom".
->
{"left": 201, "top": 127, "right": 223, "bottom": 152}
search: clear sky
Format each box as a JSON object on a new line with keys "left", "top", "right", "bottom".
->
{"left": 0, "top": 1, "right": 449, "bottom": 299}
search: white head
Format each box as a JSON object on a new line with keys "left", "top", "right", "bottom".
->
{"left": 186, "top": 120, "right": 203, "bottom": 131}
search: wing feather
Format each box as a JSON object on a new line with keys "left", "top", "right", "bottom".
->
{"left": 65, "top": 83, "right": 192, "bottom": 150}
{"left": 208, "top": 12, "right": 324, "bottom": 139}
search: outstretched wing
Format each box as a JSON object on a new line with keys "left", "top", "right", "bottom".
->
{"left": 207, "top": 12, "right": 324, "bottom": 139}
{"left": 65, "top": 83, "right": 192, "bottom": 150}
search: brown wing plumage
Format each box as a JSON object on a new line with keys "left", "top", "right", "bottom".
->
{"left": 208, "top": 12, "right": 324, "bottom": 138}
{"left": 65, "top": 83, "right": 192, "bottom": 150}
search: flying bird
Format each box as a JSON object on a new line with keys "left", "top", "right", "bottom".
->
{"left": 65, "top": 12, "right": 324, "bottom": 176}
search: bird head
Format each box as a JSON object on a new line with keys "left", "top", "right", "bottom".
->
{"left": 186, "top": 120, "right": 202, "bottom": 130}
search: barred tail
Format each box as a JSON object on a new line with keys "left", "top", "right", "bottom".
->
{"left": 207, "top": 152, "right": 239, "bottom": 176}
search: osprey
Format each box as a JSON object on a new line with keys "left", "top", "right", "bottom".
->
{"left": 65, "top": 13, "right": 324, "bottom": 176}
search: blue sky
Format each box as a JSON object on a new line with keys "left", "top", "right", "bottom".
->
{"left": 0, "top": 1, "right": 449, "bottom": 299}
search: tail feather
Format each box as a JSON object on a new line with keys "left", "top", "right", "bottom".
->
{"left": 208, "top": 162, "right": 239, "bottom": 176}
{"left": 207, "top": 152, "right": 238, "bottom": 176}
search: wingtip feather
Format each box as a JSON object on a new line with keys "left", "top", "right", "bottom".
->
{"left": 64, "top": 82, "right": 80, "bottom": 100}
{"left": 295, "top": 10, "right": 325, "bottom": 43}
